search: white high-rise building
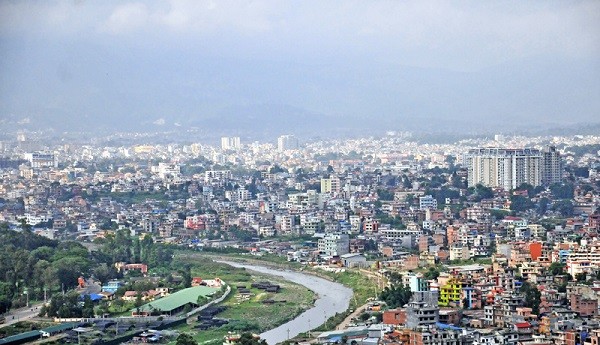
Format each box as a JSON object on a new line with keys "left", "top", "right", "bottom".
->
{"left": 464, "top": 148, "right": 543, "bottom": 190}
{"left": 277, "top": 135, "right": 299, "bottom": 152}
{"left": 221, "top": 137, "right": 241, "bottom": 150}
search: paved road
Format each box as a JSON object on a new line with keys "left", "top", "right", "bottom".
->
{"left": 80, "top": 278, "right": 101, "bottom": 295}
{"left": 0, "top": 279, "right": 99, "bottom": 329}
{"left": 0, "top": 302, "right": 45, "bottom": 328}
{"left": 337, "top": 303, "right": 369, "bottom": 330}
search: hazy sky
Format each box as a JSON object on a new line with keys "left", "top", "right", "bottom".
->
{"left": 1, "top": 1, "right": 599, "bottom": 134}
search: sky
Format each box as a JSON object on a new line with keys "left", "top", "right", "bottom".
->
{"left": 0, "top": 1, "right": 599, "bottom": 136}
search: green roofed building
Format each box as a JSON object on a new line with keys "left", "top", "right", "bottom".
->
{"left": 137, "top": 285, "right": 219, "bottom": 315}
{"left": 0, "top": 330, "right": 42, "bottom": 345}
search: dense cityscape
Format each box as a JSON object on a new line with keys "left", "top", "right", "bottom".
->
{"left": 1, "top": 131, "right": 600, "bottom": 344}
{"left": 2, "top": 1, "right": 599, "bottom": 344}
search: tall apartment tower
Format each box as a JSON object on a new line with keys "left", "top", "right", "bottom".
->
{"left": 464, "top": 148, "right": 542, "bottom": 190}
{"left": 277, "top": 135, "right": 299, "bottom": 152}
{"left": 221, "top": 137, "right": 241, "bottom": 150}
{"left": 541, "top": 146, "right": 561, "bottom": 185}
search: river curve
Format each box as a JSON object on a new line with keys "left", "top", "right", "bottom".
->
{"left": 217, "top": 261, "right": 353, "bottom": 345}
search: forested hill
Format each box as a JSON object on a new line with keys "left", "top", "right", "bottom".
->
{"left": 0, "top": 224, "right": 89, "bottom": 314}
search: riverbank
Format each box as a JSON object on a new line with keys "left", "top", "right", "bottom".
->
{"left": 168, "top": 254, "right": 316, "bottom": 344}
{"left": 174, "top": 252, "right": 381, "bottom": 344}
{"left": 197, "top": 252, "right": 381, "bottom": 332}
{"left": 219, "top": 261, "right": 353, "bottom": 345}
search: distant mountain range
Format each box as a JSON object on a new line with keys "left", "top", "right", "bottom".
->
{"left": 1, "top": 44, "right": 598, "bottom": 140}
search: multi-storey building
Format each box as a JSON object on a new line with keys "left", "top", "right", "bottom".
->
{"left": 409, "top": 328, "right": 467, "bottom": 345}
{"left": 321, "top": 176, "right": 341, "bottom": 194}
{"left": 566, "top": 245, "right": 600, "bottom": 276}
{"left": 220, "top": 136, "right": 241, "bottom": 150}
{"left": 405, "top": 291, "right": 439, "bottom": 329}
{"left": 204, "top": 170, "right": 232, "bottom": 184}
{"left": 277, "top": 135, "right": 299, "bottom": 151}
{"left": 439, "top": 277, "right": 463, "bottom": 307}
{"left": 541, "top": 145, "right": 562, "bottom": 185}
{"left": 317, "top": 233, "right": 349, "bottom": 256}
{"left": 419, "top": 195, "right": 438, "bottom": 210}
{"left": 24, "top": 152, "right": 58, "bottom": 168}
{"left": 464, "top": 148, "right": 543, "bottom": 189}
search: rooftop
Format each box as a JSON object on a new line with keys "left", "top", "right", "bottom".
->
{"left": 139, "top": 285, "right": 219, "bottom": 312}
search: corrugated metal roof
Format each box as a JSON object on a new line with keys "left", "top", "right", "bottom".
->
{"left": 139, "top": 285, "right": 219, "bottom": 312}
{"left": 0, "top": 330, "right": 41, "bottom": 344}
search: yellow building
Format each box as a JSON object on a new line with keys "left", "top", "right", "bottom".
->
{"left": 439, "top": 277, "right": 462, "bottom": 307}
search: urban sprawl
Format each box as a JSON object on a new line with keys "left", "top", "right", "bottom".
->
{"left": 1, "top": 132, "right": 600, "bottom": 345}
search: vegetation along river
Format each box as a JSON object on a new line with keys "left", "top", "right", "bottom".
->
{"left": 218, "top": 261, "right": 353, "bottom": 344}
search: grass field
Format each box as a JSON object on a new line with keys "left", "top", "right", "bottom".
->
{"left": 168, "top": 254, "right": 315, "bottom": 344}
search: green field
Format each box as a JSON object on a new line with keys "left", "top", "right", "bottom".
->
{"left": 169, "top": 254, "right": 316, "bottom": 344}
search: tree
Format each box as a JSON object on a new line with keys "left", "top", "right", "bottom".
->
{"left": 380, "top": 284, "right": 413, "bottom": 308}
{"left": 386, "top": 272, "right": 403, "bottom": 285}
{"left": 572, "top": 167, "right": 589, "bottom": 178}
{"left": 237, "top": 333, "right": 267, "bottom": 345}
{"left": 93, "top": 263, "right": 116, "bottom": 285}
{"left": 552, "top": 200, "right": 574, "bottom": 217}
{"left": 515, "top": 183, "right": 534, "bottom": 197}
{"left": 550, "top": 183, "right": 574, "bottom": 199}
{"left": 423, "top": 267, "right": 440, "bottom": 280}
{"left": 269, "top": 165, "right": 286, "bottom": 174}
{"left": 548, "top": 262, "right": 565, "bottom": 276}
{"left": 538, "top": 197, "right": 550, "bottom": 215}
{"left": 376, "top": 189, "right": 394, "bottom": 201}
{"left": 135, "top": 291, "right": 144, "bottom": 309}
{"left": 53, "top": 256, "right": 90, "bottom": 290}
{"left": 520, "top": 282, "right": 541, "bottom": 315}
{"left": 82, "top": 295, "right": 95, "bottom": 318}
{"left": 112, "top": 298, "right": 125, "bottom": 312}
{"left": 176, "top": 333, "right": 197, "bottom": 345}
{"left": 45, "top": 292, "right": 82, "bottom": 318}
{"left": 510, "top": 195, "right": 535, "bottom": 212}
{"left": 472, "top": 184, "right": 494, "bottom": 200}
{"left": 180, "top": 265, "right": 192, "bottom": 288}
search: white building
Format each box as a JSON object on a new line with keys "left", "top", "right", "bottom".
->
{"left": 318, "top": 233, "right": 350, "bottom": 256}
{"left": 153, "top": 162, "right": 181, "bottom": 179}
{"left": 419, "top": 195, "right": 438, "bottom": 210}
{"left": 221, "top": 137, "right": 241, "bottom": 150}
{"left": 204, "top": 170, "right": 232, "bottom": 183}
{"left": 23, "top": 152, "right": 57, "bottom": 168}
{"left": 277, "top": 135, "right": 299, "bottom": 152}
{"left": 464, "top": 148, "right": 543, "bottom": 189}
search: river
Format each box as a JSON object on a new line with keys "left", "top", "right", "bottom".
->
{"left": 218, "top": 261, "right": 353, "bottom": 345}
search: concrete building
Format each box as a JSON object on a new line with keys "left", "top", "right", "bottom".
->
{"left": 405, "top": 291, "right": 439, "bottom": 329}
{"left": 340, "top": 253, "right": 367, "bottom": 267}
{"left": 464, "top": 148, "right": 542, "bottom": 189}
{"left": 541, "top": 145, "right": 562, "bottom": 185}
{"left": 221, "top": 137, "right": 241, "bottom": 150}
{"left": 419, "top": 195, "right": 438, "bottom": 210}
{"left": 24, "top": 152, "right": 58, "bottom": 168}
{"left": 321, "top": 176, "right": 341, "bottom": 194}
{"left": 277, "top": 135, "right": 299, "bottom": 151}
{"left": 318, "top": 233, "right": 350, "bottom": 256}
